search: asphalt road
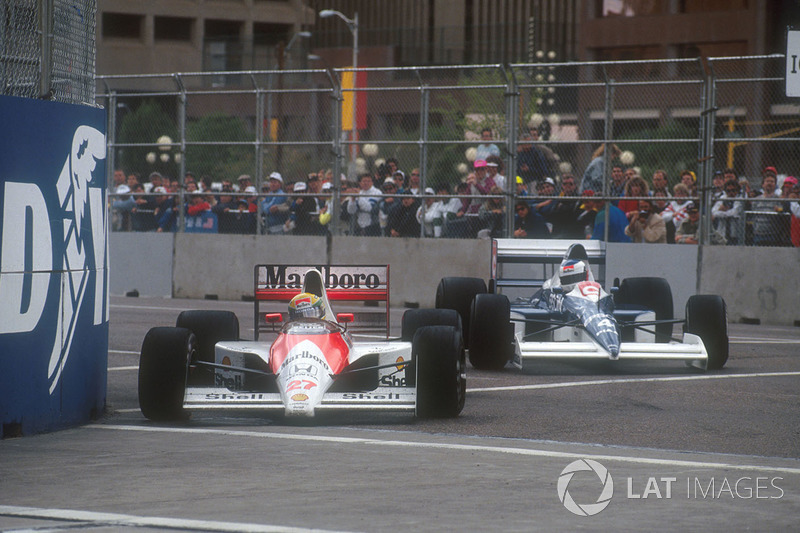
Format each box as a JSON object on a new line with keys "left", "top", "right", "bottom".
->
{"left": 1, "top": 295, "right": 799, "bottom": 532}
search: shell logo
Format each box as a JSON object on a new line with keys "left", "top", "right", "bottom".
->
{"left": 291, "top": 393, "right": 309, "bottom": 402}
{"left": 395, "top": 356, "right": 408, "bottom": 371}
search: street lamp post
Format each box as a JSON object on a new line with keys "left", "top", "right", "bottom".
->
{"left": 319, "top": 9, "right": 358, "bottom": 180}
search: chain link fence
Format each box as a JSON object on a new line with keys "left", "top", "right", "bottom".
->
{"left": 1, "top": 0, "right": 95, "bottom": 104}
{"left": 97, "top": 55, "right": 799, "bottom": 246}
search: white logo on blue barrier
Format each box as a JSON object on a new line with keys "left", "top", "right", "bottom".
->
{"left": 0, "top": 125, "right": 107, "bottom": 394}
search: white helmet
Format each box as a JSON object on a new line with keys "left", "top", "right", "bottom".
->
{"left": 559, "top": 259, "right": 588, "bottom": 291}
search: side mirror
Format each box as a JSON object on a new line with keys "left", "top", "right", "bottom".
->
{"left": 265, "top": 313, "right": 283, "bottom": 323}
{"left": 337, "top": 313, "right": 355, "bottom": 324}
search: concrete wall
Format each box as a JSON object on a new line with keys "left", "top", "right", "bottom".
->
{"left": 606, "top": 243, "right": 698, "bottom": 319}
{"left": 109, "top": 233, "right": 800, "bottom": 325}
{"left": 110, "top": 232, "right": 173, "bottom": 297}
{"left": 168, "top": 234, "right": 491, "bottom": 306}
{"left": 698, "top": 246, "right": 800, "bottom": 326}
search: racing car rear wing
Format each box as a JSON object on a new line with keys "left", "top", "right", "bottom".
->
{"left": 253, "top": 265, "right": 390, "bottom": 340}
{"left": 491, "top": 239, "right": 606, "bottom": 298}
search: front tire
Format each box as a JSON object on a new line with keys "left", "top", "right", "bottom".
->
{"left": 435, "top": 277, "right": 486, "bottom": 348}
{"left": 414, "top": 326, "right": 466, "bottom": 418}
{"left": 138, "top": 327, "right": 195, "bottom": 421}
{"left": 685, "top": 295, "right": 729, "bottom": 370}
{"left": 468, "top": 293, "right": 513, "bottom": 370}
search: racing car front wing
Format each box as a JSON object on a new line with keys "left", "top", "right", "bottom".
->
{"left": 513, "top": 332, "right": 708, "bottom": 370}
{"left": 183, "top": 386, "right": 417, "bottom": 413}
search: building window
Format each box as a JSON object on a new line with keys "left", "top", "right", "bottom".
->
{"left": 155, "top": 16, "right": 193, "bottom": 42}
{"left": 102, "top": 13, "right": 143, "bottom": 39}
{"left": 601, "top": 0, "right": 664, "bottom": 17}
{"left": 679, "top": 0, "right": 748, "bottom": 13}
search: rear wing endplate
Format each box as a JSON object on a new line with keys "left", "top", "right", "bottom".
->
{"left": 253, "top": 265, "right": 390, "bottom": 340}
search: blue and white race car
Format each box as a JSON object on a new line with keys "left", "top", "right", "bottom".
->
{"left": 435, "top": 241, "right": 728, "bottom": 372}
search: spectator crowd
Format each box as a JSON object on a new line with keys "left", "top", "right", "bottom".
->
{"left": 110, "top": 128, "right": 800, "bottom": 247}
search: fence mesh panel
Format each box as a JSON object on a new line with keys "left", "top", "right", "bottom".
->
{"left": 98, "top": 56, "right": 799, "bottom": 246}
{"left": 1, "top": 0, "right": 95, "bottom": 104}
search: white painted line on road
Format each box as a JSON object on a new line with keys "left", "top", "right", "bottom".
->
{"left": 467, "top": 371, "right": 800, "bottom": 394}
{"left": 0, "top": 505, "right": 354, "bottom": 533}
{"left": 730, "top": 336, "right": 800, "bottom": 344}
{"left": 92, "top": 424, "right": 800, "bottom": 475}
{"left": 108, "top": 365, "right": 138, "bottom": 372}
{"left": 109, "top": 349, "right": 139, "bottom": 355}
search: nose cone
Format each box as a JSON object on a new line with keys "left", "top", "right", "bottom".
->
{"left": 583, "top": 311, "right": 620, "bottom": 359}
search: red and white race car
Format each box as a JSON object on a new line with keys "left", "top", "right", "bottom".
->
{"left": 138, "top": 265, "right": 465, "bottom": 420}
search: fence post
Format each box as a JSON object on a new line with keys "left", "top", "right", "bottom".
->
{"left": 699, "top": 58, "right": 717, "bottom": 246}
{"left": 418, "top": 81, "right": 430, "bottom": 237}
{"left": 255, "top": 85, "right": 265, "bottom": 234}
{"left": 38, "top": 0, "right": 53, "bottom": 98}
{"left": 602, "top": 67, "right": 615, "bottom": 243}
{"left": 175, "top": 73, "right": 187, "bottom": 232}
{"left": 106, "top": 91, "right": 117, "bottom": 189}
{"left": 505, "top": 66, "right": 519, "bottom": 238}
{"left": 330, "top": 79, "right": 344, "bottom": 236}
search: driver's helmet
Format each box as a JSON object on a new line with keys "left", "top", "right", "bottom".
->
{"left": 559, "top": 259, "right": 588, "bottom": 292}
{"left": 288, "top": 293, "right": 325, "bottom": 320}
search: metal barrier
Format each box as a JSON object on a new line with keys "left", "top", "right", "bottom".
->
{"left": 97, "top": 55, "right": 800, "bottom": 246}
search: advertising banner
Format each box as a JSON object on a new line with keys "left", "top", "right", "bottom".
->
{"left": 0, "top": 95, "right": 108, "bottom": 437}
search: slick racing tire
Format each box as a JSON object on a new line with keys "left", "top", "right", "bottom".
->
{"left": 435, "top": 277, "right": 487, "bottom": 348}
{"left": 615, "top": 277, "right": 674, "bottom": 341}
{"left": 401, "top": 308, "right": 462, "bottom": 342}
{"left": 468, "top": 293, "right": 513, "bottom": 370}
{"left": 414, "top": 326, "right": 466, "bottom": 418}
{"left": 685, "top": 295, "right": 729, "bottom": 370}
{"left": 138, "top": 327, "right": 195, "bottom": 421}
{"left": 176, "top": 310, "right": 239, "bottom": 385}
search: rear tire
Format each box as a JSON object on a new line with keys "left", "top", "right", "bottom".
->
{"left": 435, "top": 277, "right": 486, "bottom": 348}
{"left": 401, "top": 308, "right": 462, "bottom": 341}
{"left": 615, "top": 277, "right": 674, "bottom": 341}
{"left": 138, "top": 327, "right": 194, "bottom": 421}
{"left": 176, "top": 310, "right": 239, "bottom": 385}
{"left": 468, "top": 293, "right": 513, "bottom": 370}
{"left": 685, "top": 295, "right": 729, "bottom": 370}
{"left": 414, "top": 326, "right": 465, "bottom": 418}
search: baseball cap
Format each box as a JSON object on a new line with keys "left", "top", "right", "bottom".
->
{"left": 763, "top": 166, "right": 777, "bottom": 176}
{"left": 244, "top": 186, "right": 257, "bottom": 194}
{"left": 321, "top": 182, "right": 333, "bottom": 191}
{"left": 543, "top": 177, "right": 555, "bottom": 185}
{"left": 516, "top": 176, "right": 524, "bottom": 184}
{"left": 424, "top": 187, "right": 435, "bottom": 195}
{"left": 293, "top": 182, "right": 307, "bottom": 192}
{"left": 237, "top": 174, "right": 252, "bottom": 182}
{"left": 269, "top": 172, "right": 283, "bottom": 183}
{"left": 474, "top": 159, "right": 487, "bottom": 169}
{"left": 686, "top": 201, "right": 699, "bottom": 212}
{"left": 783, "top": 176, "right": 798, "bottom": 186}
